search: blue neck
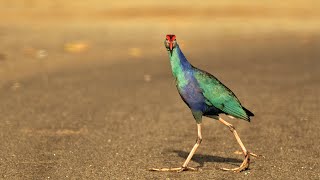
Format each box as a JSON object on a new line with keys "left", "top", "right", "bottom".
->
{"left": 168, "top": 45, "right": 193, "bottom": 87}
{"left": 169, "top": 45, "right": 192, "bottom": 71}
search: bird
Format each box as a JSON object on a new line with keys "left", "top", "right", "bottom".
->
{"left": 150, "top": 34, "right": 258, "bottom": 173}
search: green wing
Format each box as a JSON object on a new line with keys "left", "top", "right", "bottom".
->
{"left": 193, "top": 68, "right": 250, "bottom": 121}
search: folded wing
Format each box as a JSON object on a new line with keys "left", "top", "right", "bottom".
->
{"left": 193, "top": 67, "right": 251, "bottom": 121}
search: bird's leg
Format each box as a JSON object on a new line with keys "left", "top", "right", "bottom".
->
{"left": 218, "top": 117, "right": 256, "bottom": 172}
{"left": 179, "top": 123, "right": 202, "bottom": 172}
{"left": 150, "top": 123, "right": 202, "bottom": 172}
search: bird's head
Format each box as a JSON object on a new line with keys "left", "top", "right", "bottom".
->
{"left": 164, "top": 34, "right": 177, "bottom": 56}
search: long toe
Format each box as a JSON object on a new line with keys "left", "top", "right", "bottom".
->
{"left": 177, "top": 166, "right": 198, "bottom": 172}
{"left": 149, "top": 167, "right": 179, "bottom": 172}
{"left": 220, "top": 162, "right": 249, "bottom": 172}
{"left": 236, "top": 150, "right": 262, "bottom": 158}
{"left": 220, "top": 153, "right": 250, "bottom": 172}
{"left": 149, "top": 166, "right": 198, "bottom": 172}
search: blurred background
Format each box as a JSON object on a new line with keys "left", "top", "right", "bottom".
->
{"left": 0, "top": 1, "right": 319, "bottom": 179}
{"left": 0, "top": 0, "right": 319, "bottom": 82}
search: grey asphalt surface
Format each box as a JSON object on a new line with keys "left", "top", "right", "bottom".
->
{"left": 0, "top": 32, "right": 319, "bottom": 179}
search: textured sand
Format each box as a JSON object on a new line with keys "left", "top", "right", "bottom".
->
{"left": 0, "top": 26, "right": 319, "bottom": 179}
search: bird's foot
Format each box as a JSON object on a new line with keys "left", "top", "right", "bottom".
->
{"left": 235, "top": 150, "right": 264, "bottom": 158}
{"left": 249, "top": 152, "right": 265, "bottom": 158}
{"left": 220, "top": 151, "right": 252, "bottom": 172}
{"left": 149, "top": 166, "right": 198, "bottom": 172}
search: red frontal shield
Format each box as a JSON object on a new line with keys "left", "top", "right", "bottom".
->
{"left": 166, "top": 34, "right": 176, "bottom": 56}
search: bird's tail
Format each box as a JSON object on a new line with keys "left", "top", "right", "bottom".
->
{"left": 242, "top": 106, "right": 254, "bottom": 117}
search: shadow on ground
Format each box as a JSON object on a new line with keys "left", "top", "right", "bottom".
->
{"left": 172, "top": 150, "right": 242, "bottom": 167}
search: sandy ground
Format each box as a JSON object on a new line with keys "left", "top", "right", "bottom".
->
{"left": 0, "top": 26, "right": 319, "bottom": 179}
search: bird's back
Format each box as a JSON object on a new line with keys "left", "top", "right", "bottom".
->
{"left": 192, "top": 67, "right": 254, "bottom": 121}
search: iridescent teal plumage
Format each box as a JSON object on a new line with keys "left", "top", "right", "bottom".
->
{"left": 167, "top": 43, "right": 254, "bottom": 123}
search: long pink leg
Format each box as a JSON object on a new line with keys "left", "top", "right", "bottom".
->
{"left": 150, "top": 123, "right": 202, "bottom": 172}
{"left": 218, "top": 117, "right": 257, "bottom": 172}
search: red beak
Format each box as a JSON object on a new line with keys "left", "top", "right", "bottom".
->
{"left": 169, "top": 41, "right": 173, "bottom": 51}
